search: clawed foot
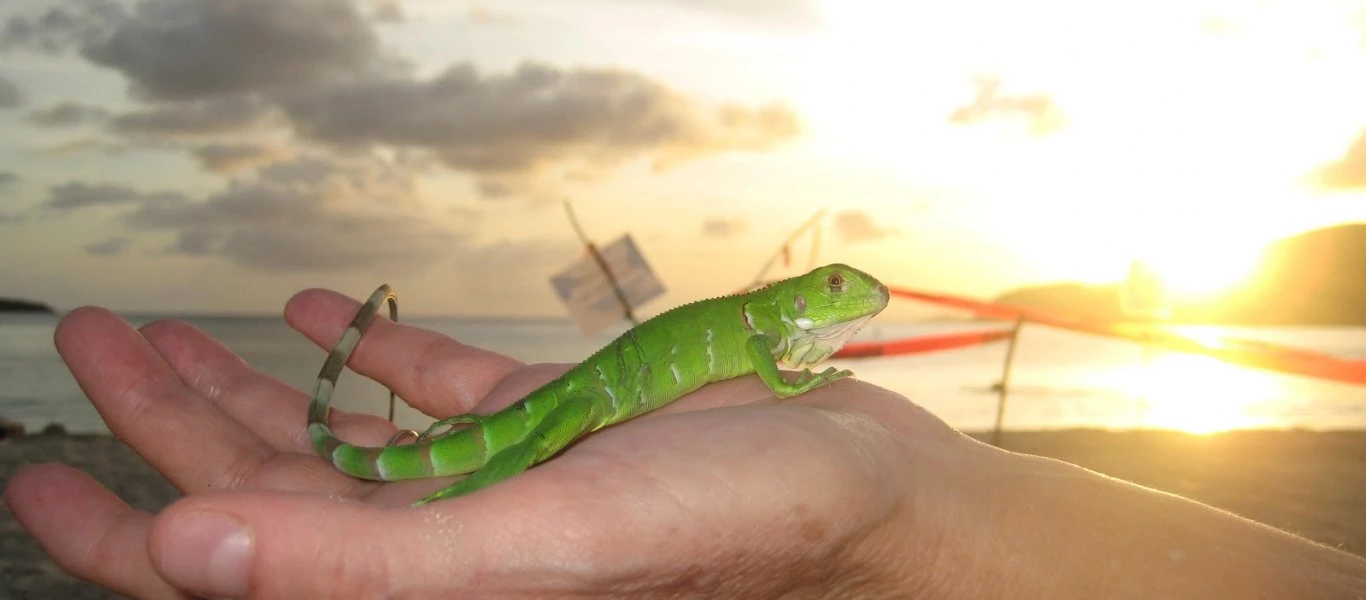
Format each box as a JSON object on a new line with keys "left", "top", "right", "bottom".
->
{"left": 793, "top": 367, "right": 852, "bottom": 388}
{"left": 385, "top": 429, "right": 420, "bottom": 446}
{"left": 775, "top": 367, "right": 854, "bottom": 398}
{"left": 404, "top": 414, "right": 484, "bottom": 444}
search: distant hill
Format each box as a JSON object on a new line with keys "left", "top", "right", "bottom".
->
{"left": 0, "top": 298, "right": 57, "bottom": 313}
{"left": 989, "top": 282, "right": 1124, "bottom": 322}
{"left": 992, "top": 223, "right": 1366, "bottom": 326}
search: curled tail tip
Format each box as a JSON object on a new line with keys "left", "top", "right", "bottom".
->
{"left": 307, "top": 377, "right": 337, "bottom": 423}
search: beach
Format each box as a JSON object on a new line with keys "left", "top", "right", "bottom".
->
{"left": 2, "top": 429, "right": 1364, "bottom": 597}
{"left": 977, "top": 429, "right": 1366, "bottom": 556}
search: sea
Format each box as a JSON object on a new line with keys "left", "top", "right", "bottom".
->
{"left": 2, "top": 312, "right": 1365, "bottom": 436}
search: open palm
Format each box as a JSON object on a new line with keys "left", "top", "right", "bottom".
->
{"left": 6, "top": 288, "right": 939, "bottom": 599}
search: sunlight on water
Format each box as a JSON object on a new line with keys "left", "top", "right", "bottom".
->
{"left": 1089, "top": 352, "right": 1285, "bottom": 434}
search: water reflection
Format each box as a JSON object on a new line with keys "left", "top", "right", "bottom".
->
{"left": 1090, "top": 352, "right": 1285, "bottom": 433}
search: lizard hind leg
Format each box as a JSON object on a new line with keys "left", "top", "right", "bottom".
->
{"left": 413, "top": 414, "right": 486, "bottom": 443}
{"left": 385, "top": 429, "right": 421, "bottom": 446}
{"left": 385, "top": 414, "right": 485, "bottom": 447}
{"left": 412, "top": 394, "right": 601, "bottom": 505}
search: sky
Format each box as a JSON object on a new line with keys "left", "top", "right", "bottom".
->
{"left": 1, "top": 0, "right": 1365, "bottom": 318}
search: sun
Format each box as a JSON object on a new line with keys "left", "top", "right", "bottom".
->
{"left": 1138, "top": 243, "right": 1266, "bottom": 301}
{"left": 1122, "top": 205, "right": 1283, "bottom": 302}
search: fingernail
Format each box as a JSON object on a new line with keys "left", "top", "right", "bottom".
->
{"left": 158, "top": 511, "right": 253, "bottom": 598}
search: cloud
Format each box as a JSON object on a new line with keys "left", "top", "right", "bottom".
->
{"left": 40, "top": 137, "right": 131, "bottom": 157}
{"left": 0, "top": 171, "right": 18, "bottom": 193}
{"left": 0, "top": 0, "right": 123, "bottom": 54}
{"left": 25, "top": 101, "right": 112, "bottom": 127}
{"left": 277, "top": 62, "right": 800, "bottom": 194}
{"left": 0, "top": 74, "right": 24, "bottom": 108}
{"left": 84, "top": 237, "right": 131, "bottom": 256}
{"left": 701, "top": 217, "right": 746, "bottom": 238}
{"left": 833, "top": 210, "right": 899, "bottom": 243}
{"left": 370, "top": 0, "right": 404, "bottom": 23}
{"left": 949, "top": 77, "right": 1063, "bottom": 136}
{"left": 656, "top": 0, "right": 823, "bottom": 29}
{"left": 6, "top": 1, "right": 802, "bottom": 204}
{"left": 0, "top": 171, "right": 21, "bottom": 221}
{"left": 189, "top": 142, "right": 292, "bottom": 174}
{"left": 88, "top": 0, "right": 386, "bottom": 101}
{"left": 1200, "top": 16, "right": 1242, "bottom": 37}
{"left": 110, "top": 96, "right": 276, "bottom": 137}
{"left": 44, "top": 181, "right": 187, "bottom": 211}
{"left": 42, "top": 153, "right": 557, "bottom": 272}
{"left": 1315, "top": 131, "right": 1366, "bottom": 189}
{"left": 467, "top": 5, "right": 518, "bottom": 25}
{"left": 206, "top": 219, "right": 456, "bottom": 272}
{"left": 113, "top": 154, "right": 461, "bottom": 271}
{"left": 3, "top": 0, "right": 387, "bottom": 101}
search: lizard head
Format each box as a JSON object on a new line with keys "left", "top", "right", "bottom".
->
{"left": 772, "top": 263, "right": 890, "bottom": 368}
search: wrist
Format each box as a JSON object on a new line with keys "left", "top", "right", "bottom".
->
{"left": 817, "top": 411, "right": 1019, "bottom": 598}
{"left": 867, "top": 426, "right": 1158, "bottom": 598}
{"left": 889, "top": 434, "right": 1043, "bottom": 599}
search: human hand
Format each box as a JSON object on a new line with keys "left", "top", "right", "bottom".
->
{"left": 5, "top": 288, "right": 977, "bottom": 599}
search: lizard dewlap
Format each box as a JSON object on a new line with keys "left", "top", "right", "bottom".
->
{"left": 308, "top": 263, "right": 889, "bottom": 505}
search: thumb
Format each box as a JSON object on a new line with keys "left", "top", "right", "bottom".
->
{"left": 147, "top": 491, "right": 519, "bottom": 599}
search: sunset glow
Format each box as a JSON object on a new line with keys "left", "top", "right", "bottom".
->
{"left": 0, "top": 0, "right": 1361, "bottom": 317}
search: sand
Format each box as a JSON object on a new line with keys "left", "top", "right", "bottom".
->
{"left": 973, "top": 430, "right": 1366, "bottom": 556}
{"left": 3, "top": 429, "right": 1365, "bottom": 598}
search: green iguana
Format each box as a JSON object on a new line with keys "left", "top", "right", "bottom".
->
{"left": 308, "top": 263, "right": 889, "bottom": 505}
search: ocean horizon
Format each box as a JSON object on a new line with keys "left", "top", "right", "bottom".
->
{"left": 2, "top": 311, "right": 1364, "bottom": 436}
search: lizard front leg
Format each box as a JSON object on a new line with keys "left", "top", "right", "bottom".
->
{"left": 745, "top": 334, "right": 853, "bottom": 399}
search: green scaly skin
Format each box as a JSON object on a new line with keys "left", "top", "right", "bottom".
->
{"left": 308, "top": 263, "right": 890, "bottom": 505}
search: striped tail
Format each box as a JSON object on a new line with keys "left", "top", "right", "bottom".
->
{"left": 307, "top": 284, "right": 398, "bottom": 476}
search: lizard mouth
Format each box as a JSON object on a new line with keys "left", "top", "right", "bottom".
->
{"left": 807, "top": 312, "right": 878, "bottom": 344}
{"left": 814, "top": 284, "right": 889, "bottom": 330}
{"left": 781, "top": 285, "right": 889, "bottom": 368}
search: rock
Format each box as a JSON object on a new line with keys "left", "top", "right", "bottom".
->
{"left": 0, "top": 298, "right": 58, "bottom": 313}
{"left": 0, "top": 418, "right": 25, "bottom": 439}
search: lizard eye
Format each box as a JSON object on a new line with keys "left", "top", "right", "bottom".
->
{"left": 827, "top": 273, "right": 845, "bottom": 292}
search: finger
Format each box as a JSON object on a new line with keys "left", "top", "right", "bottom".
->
{"left": 147, "top": 468, "right": 660, "bottom": 600}
{"left": 54, "top": 307, "right": 274, "bottom": 493}
{"left": 147, "top": 491, "right": 497, "bottom": 598}
{"left": 285, "top": 288, "right": 523, "bottom": 416}
{"left": 142, "top": 404, "right": 899, "bottom": 600}
{"left": 4, "top": 464, "right": 189, "bottom": 599}
{"left": 140, "top": 319, "right": 400, "bottom": 453}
